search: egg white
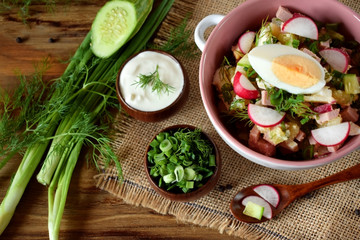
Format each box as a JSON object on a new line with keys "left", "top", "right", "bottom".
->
{"left": 248, "top": 44, "right": 325, "bottom": 94}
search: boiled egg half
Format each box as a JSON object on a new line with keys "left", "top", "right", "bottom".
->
{"left": 248, "top": 44, "right": 325, "bottom": 94}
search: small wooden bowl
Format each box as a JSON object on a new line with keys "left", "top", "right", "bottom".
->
{"left": 116, "top": 50, "right": 189, "bottom": 122}
{"left": 144, "top": 125, "right": 221, "bottom": 202}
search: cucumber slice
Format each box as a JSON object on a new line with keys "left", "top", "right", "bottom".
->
{"left": 91, "top": 0, "right": 153, "bottom": 58}
{"left": 243, "top": 201, "right": 264, "bottom": 220}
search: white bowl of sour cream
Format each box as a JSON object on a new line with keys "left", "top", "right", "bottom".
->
{"left": 116, "top": 50, "right": 189, "bottom": 122}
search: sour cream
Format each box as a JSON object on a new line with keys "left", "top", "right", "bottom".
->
{"left": 119, "top": 51, "right": 184, "bottom": 112}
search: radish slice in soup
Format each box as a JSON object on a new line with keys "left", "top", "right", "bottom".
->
{"left": 233, "top": 72, "right": 259, "bottom": 99}
{"left": 248, "top": 104, "right": 285, "bottom": 127}
{"left": 319, "top": 48, "right": 350, "bottom": 73}
{"left": 238, "top": 31, "right": 256, "bottom": 54}
{"left": 311, "top": 122, "right": 350, "bottom": 146}
{"left": 282, "top": 14, "right": 318, "bottom": 40}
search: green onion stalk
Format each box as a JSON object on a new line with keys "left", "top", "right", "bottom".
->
{"left": 46, "top": 1, "right": 176, "bottom": 238}
{"left": 0, "top": 32, "right": 94, "bottom": 235}
{"left": 0, "top": 0, "right": 175, "bottom": 238}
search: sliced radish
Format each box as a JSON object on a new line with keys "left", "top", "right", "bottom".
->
{"left": 238, "top": 31, "right": 256, "bottom": 54}
{"left": 233, "top": 72, "right": 259, "bottom": 99}
{"left": 311, "top": 122, "right": 350, "bottom": 146}
{"left": 319, "top": 48, "right": 350, "bottom": 73}
{"left": 282, "top": 14, "right": 318, "bottom": 40}
{"left": 248, "top": 104, "right": 285, "bottom": 127}
{"left": 242, "top": 196, "right": 272, "bottom": 219}
{"left": 253, "top": 184, "right": 280, "bottom": 208}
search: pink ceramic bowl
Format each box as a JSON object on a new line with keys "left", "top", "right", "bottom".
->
{"left": 195, "top": 0, "right": 360, "bottom": 170}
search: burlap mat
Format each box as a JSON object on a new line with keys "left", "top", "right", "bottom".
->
{"left": 94, "top": 0, "right": 360, "bottom": 239}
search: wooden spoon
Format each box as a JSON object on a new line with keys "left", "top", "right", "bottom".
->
{"left": 230, "top": 162, "right": 360, "bottom": 223}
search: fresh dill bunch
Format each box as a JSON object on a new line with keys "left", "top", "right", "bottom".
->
{"left": 268, "top": 88, "right": 316, "bottom": 124}
{"left": 148, "top": 16, "right": 199, "bottom": 59}
{"left": 133, "top": 65, "right": 175, "bottom": 95}
{"left": 0, "top": 58, "right": 52, "bottom": 169}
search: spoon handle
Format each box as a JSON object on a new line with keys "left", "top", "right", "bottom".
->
{"left": 293, "top": 162, "right": 360, "bottom": 198}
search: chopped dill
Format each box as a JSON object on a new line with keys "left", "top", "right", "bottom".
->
{"left": 268, "top": 88, "right": 316, "bottom": 124}
{"left": 133, "top": 65, "right": 175, "bottom": 95}
{"left": 230, "top": 109, "right": 253, "bottom": 127}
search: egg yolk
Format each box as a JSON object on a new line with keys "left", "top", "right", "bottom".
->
{"left": 271, "top": 55, "right": 322, "bottom": 88}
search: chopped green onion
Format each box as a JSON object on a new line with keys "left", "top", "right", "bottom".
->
{"left": 209, "top": 154, "right": 216, "bottom": 167}
{"left": 154, "top": 153, "right": 167, "bottom": 165}
{"left": 150, "top": 139, "right": 160, "bottom": 148}
{"left": 163, "top": 173, "right": 175, "bottom": 183}
{"left": 160, "top": 139, "right": 172, "bottom": 152}
{"left": 174, "top": 165, "right": 184, "bottom": 182}
{"left": 185, "top": 181, "right": 194, "bottom": 189}
{"left": 156, "top": 132, "right": 166, "bottom": 142}
{"left": 184, "top": 167, "right": 196, "bottom": 180}
{"left": 147, "top": 128, "right": 216, "bottom": 193}
{"left": 169, "top": 155, "right": 178, "bottom": 164}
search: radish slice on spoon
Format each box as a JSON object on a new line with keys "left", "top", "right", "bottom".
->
{"left": 319, "top": 48, "right": 350, "bottom": 73}
{"left": 242, "top": 195, "right": 273, "bottom": 219}
{"left": 311, "top": 122, "right": 350, "bottom": 146}
{"left": 253, "top": 184, "right": 280, "bottom": 208}
{"left": 282, "top": 14, "right": 318, "bottom": 40}
{"left": 238, "top": 31, "right": 256, "bottom": 54}
{"left": 233, "top": 72, "right": 259, "bottom": 99}
{"left": 248, "top": 104, "right": 285, "bottom": 127}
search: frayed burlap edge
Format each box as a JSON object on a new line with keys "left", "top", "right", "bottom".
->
{"left": 94, "top": 166, "right": 275, "bottom": 240}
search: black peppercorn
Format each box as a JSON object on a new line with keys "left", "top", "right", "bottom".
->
{"left": 355, "top": 209, "right": 360, "bottom": 216}
{"left": 16, "top": 37, "right": 23, "bottom": 43}
{"left": 49, "top": 37, "right": 56, "bottom": 43}
{"left": 218, "top": 185, "right": 225, "bottom": 192}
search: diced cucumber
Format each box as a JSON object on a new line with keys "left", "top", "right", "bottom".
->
{"left": 243, "top": 201, "right": 264, "bottom": 220}
{"left": 91, "top": 0, "right": 153, "bottom": 58}
{"left": 343, "top": 74, "right": 360, "bottom": 94}
{"left": 237, "top": 54, "right": 251, "bottom": 68}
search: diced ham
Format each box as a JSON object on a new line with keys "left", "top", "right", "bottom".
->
{"left": 316, "top": 108, "right": 340, "bottom": 124}
{"left": 349, "top": 122, "right": 360, "bottom": 136}
{"left": 276, "top": 6, "right": 293, "bottom": 22}
{"left": 308, "top": 135, "right": 317, "bottom": 145}
{"left": 340, "top": 106, "right": 359, "bottom": 122}
{"left": 313, "top": 103, "right": 333, "bottom": 113}
{"left": 279, "top": 140, "right": 299, "bottom": 152}
{"left": 260, "top": 90, "right": 273, "bottom": 106}
{"left": 314, "top": 145, "right": 330, "bottom": 158}
{"left": 327, "top": 143, "right": 342, "bottom": 153}
{"left": 248, "top": 126, "right": 276, "bottom": 157}
{"left": 319, "top": 39, "right": 331, "bottom": 49}
{"left": 295, "top": 130, "right": 306, "bottom": 142}
{"left": 249, "top": 125, "right": 261, "bottom": 141}
{"left": 301, "top": 48, "right": 321, "bottom": 62}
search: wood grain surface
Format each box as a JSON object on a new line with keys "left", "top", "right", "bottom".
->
{"left": 0, "top": 1, "right": 237, "bottom": 239}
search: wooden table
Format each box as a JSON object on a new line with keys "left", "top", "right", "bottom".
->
{"left": 0, "top": 2, "right": 236, "bottom": 239}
